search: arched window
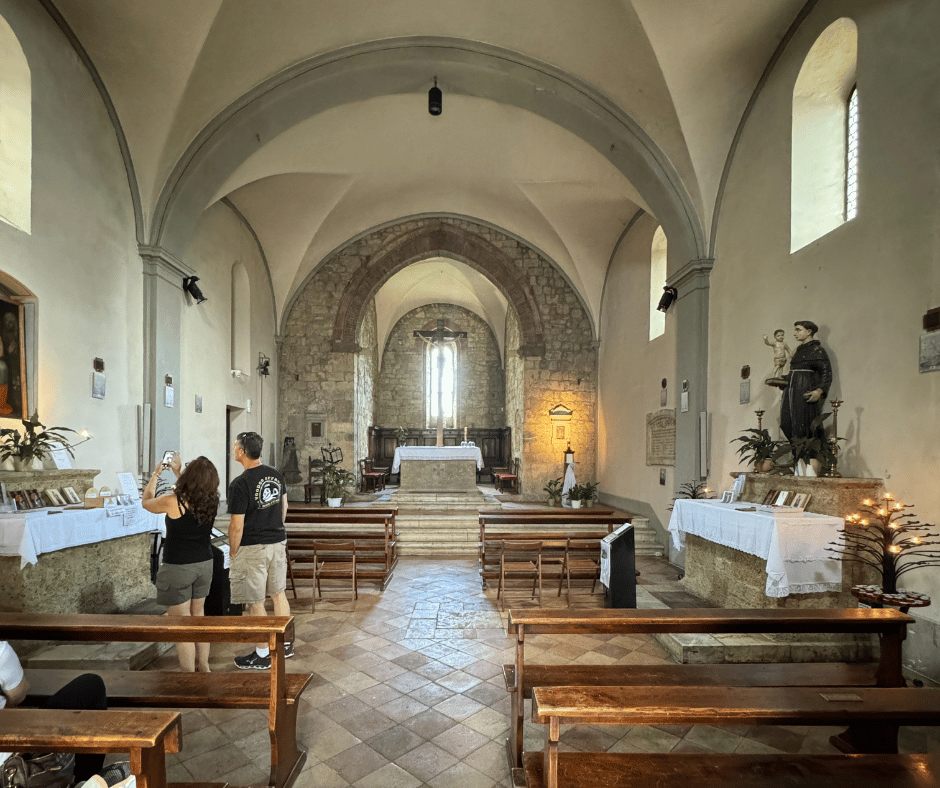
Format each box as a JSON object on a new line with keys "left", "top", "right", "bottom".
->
{"left": 231, "top": 262, "right": 250, "bottom": 373}
{"left": 846, "top": 85, "right": 859, "bottom": 220}
{"left": 649, "top": 225, "right": 667, "bottom": 341}
{"left": 0, "top": 15, "right": 31, "bottom": 234}
{"left": 425, "top": 343, "right": 456, "bottom": 428}
{"left": 791, "top": 18, "right": 858, "bottom": 252}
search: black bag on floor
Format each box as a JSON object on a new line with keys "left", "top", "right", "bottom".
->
{"left": 1, "top": 752, "right": 74, "bottom": 788}
{"left": 204, "top": 544, "right": 241, "bottom": 616}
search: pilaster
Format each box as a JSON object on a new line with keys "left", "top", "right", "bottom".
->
{"left": 140, "top": 246, "right": 194, "bottom": 471}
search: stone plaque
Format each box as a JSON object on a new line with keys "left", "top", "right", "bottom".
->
{"left": 646, "top": 409, "right": 676, "bottom": 466}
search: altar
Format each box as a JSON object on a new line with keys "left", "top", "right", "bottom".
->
{"left": 392, "top": 446, "right": 484, "bottom": 492}
{"left": 0, "top": 506, "right": 163, "bottom": 614}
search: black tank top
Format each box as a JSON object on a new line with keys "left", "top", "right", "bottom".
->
{"left": 163, "top": 503, "right": 213, "bottom": 565}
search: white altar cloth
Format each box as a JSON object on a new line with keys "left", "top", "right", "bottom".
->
{"left": 0, "top": 506, "right": 164, "bottom": 568}
{"left": 392, "top": 445, "right": 484, "bottom": 472}
{"left": 668, "top": 499, "right": 842, "bottom": 598}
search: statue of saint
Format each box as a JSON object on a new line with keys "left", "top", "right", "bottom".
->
{"left": 777, "top": 320, "right": 832, "bottom": 441}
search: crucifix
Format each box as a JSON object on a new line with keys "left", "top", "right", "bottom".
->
{"left": 414, "top": 319, "right": 467, "bottom": 446}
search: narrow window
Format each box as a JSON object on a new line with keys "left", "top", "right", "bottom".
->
{"left": 846, "top": 85, "right": 859, "bottom": 220}
{"left": 649, "top": 226, "right": 667, "bottom": 341}
{"left": 231, "top": 262, "right": 250, "bottom": 372}
{"left": 425, "top": 343, "right": 455, "bottom": 427}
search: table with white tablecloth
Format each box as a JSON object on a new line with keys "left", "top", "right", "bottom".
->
{"left": 392, "top": 446, "right": 484, "bottom": 492}
{"left": 668, "top": 499, "right": 843, "bottom": 598}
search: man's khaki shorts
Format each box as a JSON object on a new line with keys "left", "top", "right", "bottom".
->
{"left": 229, "top": 541, "right": 287, "bottom": 605}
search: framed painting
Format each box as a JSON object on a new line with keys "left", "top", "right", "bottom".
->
{"left": 0, "top": 296, "right": 27, "bottom": 419}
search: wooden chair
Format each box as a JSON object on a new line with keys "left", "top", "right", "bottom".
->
{"left": 497, "top": 540, "right": 542, "bottom": 610}
{"left": 368, "top": 457, "right": 391, "bottom": 485}
{"left": 303, "top": 456, "right": 323, "bottom": 504}
{"left": 312, "top": 540, "right": 357, "bottom": 610}
{"left": 556, "top": 538, "right": 601, "bottom": 605}
{"left": 358, "top": 459, "right": 386, "bottom": 493}
{"left": 494, "top": 458, "right": 520, "bottom": 493}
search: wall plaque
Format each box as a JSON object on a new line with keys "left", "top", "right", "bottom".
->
{"left": 646, "top": 409, "right": 676, "bottom": 466}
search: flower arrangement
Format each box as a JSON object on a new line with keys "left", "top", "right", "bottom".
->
{"left": 395, "top": 426, "right": 409, "bottom": 446}
{"left": 827, "top": 492, "right": 940, "bottom": 594}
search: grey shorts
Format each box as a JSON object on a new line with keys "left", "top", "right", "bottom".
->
{"left": 155, "top": 559, "right": 213, "bottom": 607}
{"left": 229, "top": 541, "right": 287, "bottom": 605}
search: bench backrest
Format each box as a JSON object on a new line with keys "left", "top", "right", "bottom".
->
{"left": 0, "top": 612, "right": 294, "bottom": 644}
{"left": 507, "top": 607, "right": 913, "bottom": 636}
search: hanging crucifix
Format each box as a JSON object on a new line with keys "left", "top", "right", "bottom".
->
{"left": 414, "top": 319, "right": 467, "bottom": 446}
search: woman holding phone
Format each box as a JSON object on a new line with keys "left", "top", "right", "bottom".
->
{"left": 143, "top": 453, "right": 220, "bottom": 672}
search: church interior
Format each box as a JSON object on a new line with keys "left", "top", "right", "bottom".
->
{"left": 1, "top": 0, "right": 940, "bottom": 786}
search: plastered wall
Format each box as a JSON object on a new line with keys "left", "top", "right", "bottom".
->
{"left": 180, "top": 203, "right": 278, "bottom": 491}
{"left": 0, "top": 1, "right": 141, "bottom": 484}
{"left": 598, "top": 214, "right": 677, "bottom": 547}
{"left": 709, "top": 0, "right": 940, "bottom": 638}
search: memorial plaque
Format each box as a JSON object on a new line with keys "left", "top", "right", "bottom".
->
{"left": 646, "top": 409, "right": 676, "bottom": 466}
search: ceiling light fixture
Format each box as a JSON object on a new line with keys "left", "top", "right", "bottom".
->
{"left": 428, "top": 77, "right": 442, "bottom": 116}
{"left": 657, "top": 286, "right": 677, "bottom": 313}
{"left": 182, "top": 276, "right": 207, "bottom": 304}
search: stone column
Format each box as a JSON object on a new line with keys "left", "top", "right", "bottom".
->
{"left": 139, "top": 246, "right": 194, "bottom": 472}
{"left": 667, "top": 258, "right": 714, "bottom": 564}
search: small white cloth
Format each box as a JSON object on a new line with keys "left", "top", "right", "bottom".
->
{"left": 0, "top": 506, "right": 164, "bottom": 568}
{"left": 391, "top": 446, "right": 484, "bottom": 472}
{"left": 561, "top": 464, "right": 577, "bottom": 508}
{"left": 668, "top": 499, "right": 842, "bottom": 597}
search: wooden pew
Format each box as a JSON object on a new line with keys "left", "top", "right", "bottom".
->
{"left": 285, "top": 509, "right": 398, "bottom": 592}
{"left": 478, "top": 512, "right": 631, "bottom": 589}
{"left": 0, "top": 708, "right": 184, "bottom": 788}
{"left": 0, "top": 613, "right": 307, "bottom": 788}
{"left": 504, "top": 607, "right": 912, "bottom": 770}
{"left": 526, "top": 685, "right": 940, "bottom": 788}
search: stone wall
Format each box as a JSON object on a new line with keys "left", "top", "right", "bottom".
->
{"left": 355, "top": 302, "right": 378, "bottom": 462}
{"left": 376, "top": 304, "right": 504, "bottom": 429}
{"left": 280, "top": 216, "right": 596, "bottom": 484}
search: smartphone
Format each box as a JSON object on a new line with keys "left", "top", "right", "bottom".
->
{"left": 161, "top": 450, "right": 175, "bottom": 467}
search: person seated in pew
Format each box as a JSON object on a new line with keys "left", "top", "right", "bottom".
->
{"left": 143, "top": 453, "right": 220, "bottom": 672}
{"left": 0, "top": 640, "right": 111, "bottom": 783}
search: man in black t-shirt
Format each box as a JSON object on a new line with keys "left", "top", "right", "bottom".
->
{"left": 228, "top": 431, "right": 292, "bottom": 668}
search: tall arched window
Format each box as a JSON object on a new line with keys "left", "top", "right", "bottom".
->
{"left": 649, "top": 225, "right": 667, "bottom": 341}
{"left": 425, "top": 343, "right": 456, "bottom": 428}
{"left": 846, "top": 85, "right": 859, "bottom": 220}
{"left": 791, "top": 18, "right": 858, "bottom": 252}
{"left": 0, "top": 15, "right": 31, "bottom": 234}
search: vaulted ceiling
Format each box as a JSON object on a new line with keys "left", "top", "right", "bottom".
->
{"left": 53, "top": 0, "right": 806, "bottom": 350}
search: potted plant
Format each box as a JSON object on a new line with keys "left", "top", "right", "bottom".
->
{"left": 731, "top": 428, "right": 777, "bottom": 473}
{"left": 0, "top": 416, "right": 75, "bottom": 471}
{"left": 543, "top": 477, "right": 563, "bottom": 507}
{"left": 396, "top": 426, "right": 409, "bottom": 447}
{"left": 579, "top": 481, "right": 598, "bottom": 508}
{"left": 774, "top": 414, "right": 837, "bottom": 476}
{"left": 321, "top": 461, "right": 356, "bottom": 507}
{"left": 567, "top": 483, "right": 585, "bottom": 509}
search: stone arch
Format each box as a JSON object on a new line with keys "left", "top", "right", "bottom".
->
{"left": 331, "top": 222, "right": 546, "bottom": 357}
{"left": 150, "top": 38, "right": 705, "bottom": 266}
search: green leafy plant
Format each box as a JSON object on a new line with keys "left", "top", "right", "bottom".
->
{"left": 543, "top": 477, "right": 563, "bottom": 505}
{"left": 731, "top": 428, "right": 778, "bottom": 467}
{"left": 0, "top": 417, "right": 76, "bottom": 465}
{"left": 578, "top": 481, "right": 598, "bottom": 505}
{"left": 396, "top": 426, "right": 409, "bottom": 446}
{"left": 321, "top": 461, "right": 356, "bottom": 500}
{"left": 668, "top": 481, "right": 712, "bottom": 510}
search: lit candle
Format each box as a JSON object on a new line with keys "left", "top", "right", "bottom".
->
{"left": 863, "top": 499, "right": 872, "bottom": 506}
{"left": 885, "top": 492, "right": 893, "bottom": 500}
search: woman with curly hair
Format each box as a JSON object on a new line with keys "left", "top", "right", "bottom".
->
{"left": 143, "top": 453, "right": 220, "bottom": 672}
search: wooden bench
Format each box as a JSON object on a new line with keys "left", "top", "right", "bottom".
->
{"left": 285, "top": 509, "right": 398, "bottom": 592}
{"left": 525, "top": 684, "right": 940, "bottom": 788}
{"left": 0, "top": 708, "right": 184, "bottom": 788}
{"left": 504, "top": 607, "right": 913, "bottom": 770}
{"left": 0, "top": 613, "right": 308, "bottom": 788}
{"left": 479, "top": 512, "right": 631, "bottom": 590}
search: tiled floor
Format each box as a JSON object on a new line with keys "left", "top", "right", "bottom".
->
{"left": 153, "top": 556, "right": 940, "bottom": 787}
